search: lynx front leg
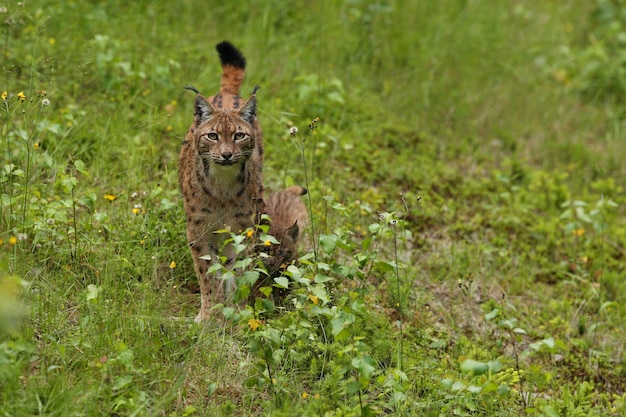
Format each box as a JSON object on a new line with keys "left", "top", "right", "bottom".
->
{"left": 189, "top": 234, "right": 226, "bottom": 322}
{"left": 196, "top": 262, "right": 226, "bottom": 322}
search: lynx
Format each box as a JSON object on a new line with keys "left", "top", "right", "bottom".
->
{"left": 178, "top": 41, "right": 264, "bottom": 322}
{"left": 262, "top": 185, "right": 309, "bottom": 276}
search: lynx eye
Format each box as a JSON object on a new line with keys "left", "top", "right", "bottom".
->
{"left": 234, "top": 132, "right": 246, "bottom": 141}
{"left": 205, "top": 133, "right": 218, "bottom": 141}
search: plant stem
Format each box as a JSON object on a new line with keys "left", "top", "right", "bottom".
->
{"left": 298, "top": 138, "right": 318, "bottom": 261}
{"left": 508, "top": 327, "right": 527, "bottom": 411}
{"left": 72, "top": 187, "right": 78, "bottom": 261}
{"left": 2, "top": 99, "right": 13, "bottom": 231}
{"left": 392, "top": 222, "right": 403, "bottom": 371}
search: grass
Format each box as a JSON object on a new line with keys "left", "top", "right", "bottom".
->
{"left": 2, "top": 0, "right": 626, "bottom": 416}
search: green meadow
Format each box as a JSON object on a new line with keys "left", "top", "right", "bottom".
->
{"left": 2, "top": 0, "right": 626, "bottom": 415}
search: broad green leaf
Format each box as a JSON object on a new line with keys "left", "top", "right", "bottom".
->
{"left": 74, "top": 160, "right": 90, "bottom": 177}
{"left": 314, "top": 274, "right": 334, "bottom": 284}
{"left": 484, "top": 308, "right": 499, "bottom": 321}
{"left": 86, "top": 284, "right": 100, "bottom": 302}
{"left": 319, "top": 234, "right": 339, "bottom": 253}
{"left": 488, "top": 360, "right": 503, "bottom": 373}
{"left": 259, "top": 233, "right": 280, "bottom": 244}
{"left": 274, "top": 276, "right": 289, "bottom": 289}
{"left": 352, "top": 355, "right": 377, "bottom": 380}
{"left": 540, "top": 405, "right": 559, "bottom": 417}
{"left": 460, "top": 359, "right": 489, "bottom": 375}
{"left": 259, "top": 286, "right": 272, "bottom": 297}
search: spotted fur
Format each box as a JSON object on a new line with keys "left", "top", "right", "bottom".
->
{"left": 262, "top": 185, "right": 309, "bottom": 276}
{"left": 178, "top": 41, "right": 264, "bottom": 322}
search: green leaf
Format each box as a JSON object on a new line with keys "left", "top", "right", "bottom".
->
{"left": 451, "top": 381, "right": 466, "bottom": 391}
{"left": 346, "top": 380, "right": 362, "bottom": 395}
{"left": 286, "top": 265, "right": 302, "bottom": 281}
{"left": 86, "top": 284, "right": 100, "bottom": 303}
{"left": 234, "top": 258, "right": 253, "bottom": 269}
{"left": 112, "top": 375, "right": 133, "bottom": 391}
{"left": 330, "top": 311, "right": 355, "bottom": 339}
{"left": 73, "top": 160, "right": 90, "bottom": 177}
{"left": 319, "top": 234, "right": 339, "bottom": 253}
{"left": 540, "top": 405, "right": 559, "bottom": 417}
{"left": 484, "top": 308, "right": 499, "bottom": 321}
{"left": 352, "top": 355, "right": 377, "bottom": 381}
{"left": 314, "top": 274, "right": 334, "bottom": 284}
{"left": 222, "top": 307, "right": 235, "bottom": 320}
{"left": 259, "top": 286, "right": 272, "bottom": 297}
{"left": 460, "top": 359, "right": 489, "bottom": 375}
{"left": 487, "top": 360, "right": 503, "bottom": 373}
{"left": 500, "top": 318, "right": 517, "bottom": 329}
{"left": 467, "top": 385, "right": 482, "bottom": 394}
{"left": 233, "top": 283, "right": 250, "bottom": 302}
{"left": 259, "top": 233, "right": 280, "bottom": 244}
{"left": 242, "top": 270, "right": 259, "bottom": 285}
{"left": 274, "top": 276, "right": 289, "bottom": 289}
{"left": 600, "top": 301, "right": 618, "bottom": 312}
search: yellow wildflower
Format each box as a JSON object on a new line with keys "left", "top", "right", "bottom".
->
{"left": 248, "top": 318, "right": 261, "bottom": 331}
{"left": 263, "top": 240, "right": 271, "bottom": 247}
{"left": 553, "top": 69, "right": 568, "bottom": 84}
{"left": 8, "top": 236, "right": 17, "bottom": 245}
{"left": 573, "top": 228, "right": 585, "bottom": 237}
{"left": 1, "top": 91, "right": 7, "bottom": 101}
{"left": 17, "top": 91, "right": 26, "bottom": 102}
{"left": 103, "top": 193, "right": 117, "bottom": 202}
{"left": 169, "top": 261, "right": 176, "bottom": 269}
{"left": 309, "top": 294, "right": 319, "bottom": 305}
{"left": 246, "top": 229, "right": 254, "bottom": 238}
{"left": 33, "top": 143, "right": 39, "bottom": 149}
{"left": 132, "top": 207, "right": 140, "bottom": 215}
{"left": 301, "top": 392, "right": 309, "bottom": 399}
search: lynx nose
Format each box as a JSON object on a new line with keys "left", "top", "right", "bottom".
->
{"left": 222, "top": 152, "right": 233, "bottom": 160}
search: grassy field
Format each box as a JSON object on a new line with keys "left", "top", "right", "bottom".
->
{"left": 2, "top": 0, "right": 626, "bottom": 415}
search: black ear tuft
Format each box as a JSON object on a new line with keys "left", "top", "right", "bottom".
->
{"left": 184, "top": 85, "right": 201, "bottom": 95}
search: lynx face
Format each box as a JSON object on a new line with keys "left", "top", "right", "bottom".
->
{"left": 193, "top": 94, "right": 257, "bottom": 170}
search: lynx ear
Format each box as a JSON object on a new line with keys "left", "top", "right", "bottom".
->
{"left": 194, "top": 94, "right": 215, "bottom": 123}
{"left": 286, "top": 221, "right": 300, "bottom": 242}
{"left": 237, "top": 94, "right": 257, "bottom": 125}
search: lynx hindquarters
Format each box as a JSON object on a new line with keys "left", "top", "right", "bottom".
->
{"left": 262, "top": 185, "right": 309, "bottom": 276}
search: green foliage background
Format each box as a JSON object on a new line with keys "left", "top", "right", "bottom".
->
{"left": 1, "top": 0, "right": 626, "bottom": 416}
